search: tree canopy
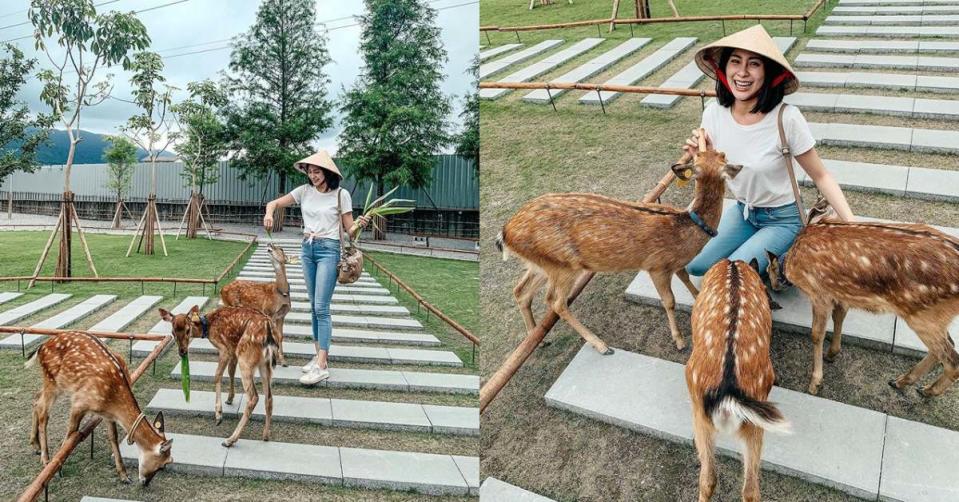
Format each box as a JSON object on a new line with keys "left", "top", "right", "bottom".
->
{"left": 173, "top": 80, "right": 229, "bottom": 196}
{"left": 454, "top": 56, "right": 479, "bottom": 171}
{"left": 103, "top": 135, "right": 136, "bottom": 200}
{"left": 0, "top": 43, "right": 50, "bottom": 183}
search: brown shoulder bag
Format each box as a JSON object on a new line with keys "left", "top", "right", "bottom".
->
{"left": 777, "top": 104, "right": 834, "bottom": 225}
{"left": 336, "top": 189, "right": 364, "bottom": 284}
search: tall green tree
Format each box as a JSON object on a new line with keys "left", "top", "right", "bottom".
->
{"left": 225, "top": 0, "right": 333, "bottom": 230}
{"left": 173, "top": 80, "right": 228, "bottom": 197}
{"left": 454, "top": 55, "right": 478, "bottom": 173}
{"left": 0, "top": 44, "right": 50, "bottom": 191}
{"left": 103, "top": 135, "right": 136, "bottom": 229}
{"left": 338, "top": 0, "right": 452, "bottom": 212}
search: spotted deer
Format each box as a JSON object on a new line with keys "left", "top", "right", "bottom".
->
{"left": 687, "top": 259, "right": 790, "bottom": 502}
{"left": 221, "top": 242, "right": 293, "bottom": 366}
{"left": 496, "top": 133, "right": 741, "bottom": 353}
{"left": 160, "top": 305, "right": 278, "bottom": 447}
{"left": 767, "top": 221, "right": 959, "bottom": 397}
{"left": 26, "top": 332, "right": 173, "bottom": 486}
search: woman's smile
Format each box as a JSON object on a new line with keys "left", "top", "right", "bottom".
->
{"left": 725, "top": 48, "right": 765, "bottom": 102}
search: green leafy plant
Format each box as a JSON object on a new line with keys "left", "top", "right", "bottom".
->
{"left": 355, "top": 184, "right": 415, "bottom": 241}
{"left": 180, "top": 355, "right": 190, "bottom": 402}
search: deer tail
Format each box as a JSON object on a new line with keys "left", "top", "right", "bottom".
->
{"left": 24, "top": 348, "right": 40, "bottom": 369}
{"left": 495, "top": 231, "right": 509, "bottom": 261}
{"left": 263, "top": 320, "right": 279, "bottom": 368}
{"left": 709, "top": 394, "right": 791, "bottom": 435}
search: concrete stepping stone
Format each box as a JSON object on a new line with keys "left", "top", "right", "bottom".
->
{"left": 341, "top": 446, "right": 474, "bottom": 495}
{"left": 784, "top": 91, "right": 959, "bottom": 120}
{"left": 147, "top": 338, "right": 462, "bottom": 366}
{"left": 879, "top": 416, "right": 959, "bottom": 501}
{"left": 271, "top": 282, "right": 391, "bottom": 295}
{"left": 172, "top": 360, "right": 479, "bottom": 394}
{"left": 481, "top": 38, "right": 605, "bottom": 100}
{"left": 579, "top": 37, "right": 697, "bottom": 105}
{"left": 480, "top": 39, "right": 564, "bottom": 79}
{"left": 0, "top": 292, "right": 23, "bottom": 305}
{"left": 833, "top": 5, "right": 959, "bottom": 14}
{"left": 824, "top": 14, "right": 959, "bottom": 25}
{"left": 0, "top": 293, "right": 71, "bottom": 326}
{"left": 237, "top": 273, "right": 379, "bottom": 286}
{"left": 88, "top": 295, "right": 164, "bottom": 332}
{"left": 146, "top": 389, "right": 478, "bottom": 435}
{"left": 481, "top": 478, "right": 556, "bottom": 501}
{"left": 796, "top": 52, "right": 959, "bottom": 71}
{"left": 799, "top": 158, "right": 909, "bottom": 197}
{"left": 291, "top": 290, "right": 396, "bottom": 301}
{"left": 523, "top": 38, "right": 651, "bottom": 103}
{"left": 284, "top": 312, "right": 422, "bottom": 331}
{"left": 453, "top": 456, "right": 479, "bottom": 496}
{"left": 546, "top": 346, "right": 888, "bottom": 499}
{"left": 642, "top": 37, "right": 795, "bottom": 109}
{"left": 797, "top": 70, "right": 959, "bottom": 93}
{"left": 817, "top": 25, "right": 959, "bottom": 37}
{"left": 808, "top": 121, "right": 959, "bottom": 154}
{"left": 292, "top": 294, "right": 397, "bottom": 305}
{"left": 0, "top": 294, "right": 119, "bottom": 350}
{"left": 281, "top": 325, "right": 441, "bottom": 346}
{"left": 841, "top": 0, "right": 959, "bottom": 5}
{"left": 480, "top": 43, "right": 522, "bottom": 61}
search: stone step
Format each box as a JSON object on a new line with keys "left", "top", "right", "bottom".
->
{"left": 641, "top": 37, "right": 796, "bottom": 109}
{"left": 290, "top": 290, "right": 394, "bottom": 302}
{"left": 579, "top": 37, "right": 697, "bottom": 105}
{"left": 0, "top": 293, "right": 71, "bottom": 326}
{"left": 797, "top": 70, "right": 959, "bottom": 93}
{"left": 288, "top": 301, "right": 410, "bottom": 316}
{"left": 784, "top": 91, "right": 959, "bottom": 120}
{"left": 795, "top": 52, "right": 959, "bottom": 71}
{"left": 281, "top": 325, "right": 441, "bottom": 346}
{"left": 236, "top": 273, "right": 380, "bottom": 286}
{"left": 546, "top": 344, "right": 959, "bottom": 501}
{"left": 808, "top": 121, "right": 959, "bottom": 154}
{"left": 172, "top": 360, "right": 479, "bottom": 394}
{"left": 119, "top": 432, "right": 478, "bottom": 496}
{"left": 482, "top": 38, "right": 605, "bottom": 100}
{"left": 625, "top": 199, "right": 959, "bottom": 356}
{"left": 300, "top": 294, "right": 398, "bottom": 305}
{"left": 805, "top": 38, "right": 959, "bottom": 53}
{"left": 264, "top": 282, "right": 391, "bottom": 295}
{"left": 824, "top": 13, "right": 959, "bottom": 24}
{"left": 839, "top": 0, "right": 959, "bottom": 5}
{"left": 833, "top": 5, "right": 959, "bottom": 14}
{"left": 239, "top": 265, "right": 374, "bottom": 280}
{"left": 480, "top": 39, "right": 564, "bottom": 79}
{"left": 480, "top": 478, "right": 556, "bottom": 501}
{"left": 141, "top": 338, "right": 462, "bottom": 366}
{"left": 283, "top": 312, "right": 422, "bottom": 330}
{"left": 0, "top": 294, "right": 114, "bottom": 350}
{"left": 794, "top": 157, "right": 959, "bottom": 202}
{"left": 0, "top": 292, "right": 23, "bottom": 305}
{"left": 523, "top": 38, "right": 651, "bottom": 103}
{"left": 88, "top": 295, "right": 164, "bottom": 332}
{"left": 480, "top": 43, "right": 522, "bottom": 61}
{"left": 817, "top": 25, "right": 959, "bottom": 37}
{"left": 146, "top": 388, "right": 477, "bottom": 435}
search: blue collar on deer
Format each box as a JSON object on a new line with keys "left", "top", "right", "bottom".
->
{"left": 687, "top": 210, "right": 718, "bottom": 237}
{"left": 777, "top": 250, "right": 793, "bottom": 289}
{"left": 200, "top": 314, "right": 209, "bottom": 339}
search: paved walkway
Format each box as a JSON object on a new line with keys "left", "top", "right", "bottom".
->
{"left": 480, "top": 40, "right": 564, "bottom": 79}
{"left": 795, "top": 52, "right": 959, "bottom": 71}
{"left": 824, "top": 13, "right": 959, "bottom": 24}
{"left": 808, "top": 121, "right": 959, "bottom": 154}
{"left": 833, "top": 5, "right": 959, "bottom": 14}
{"left": 480, "top": 478, "right": 557, "bottom": 501}
{"left": 523, "top": 38, "right": 651, "bottom": 103}
{"left": 481, "top": 38, "right": 605, "bottom": 100}
{"left": 805, "top": 38, "right": 959, "bottom": 53}
{"left": 797, "top": 70, "right": 959, "bottom": 92}
{"left": 817, "top": 25, "right": 959, "bottom": 37}
{"left": 785, "top": 91, "right": 959, "bottom": 120}
{"left": 546, "top": 345, "right": 959, "bottom": 501}
{"left": 579, "top": 37, "right": 697, "bottom": 105}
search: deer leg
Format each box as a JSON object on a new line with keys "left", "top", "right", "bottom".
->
{"left": 676, "top": 268, "right": 700, "bottom": 297}
{"left": 691, "top": 408, "right": 717, "bottom": 502}
{"left": 739, "top": 423, "right": 765, "bottom": 502}
{"left": 213, "top": 355, "right": 228, "bottom": 425}
{"left": 225, "top": 357, "right": 238, "bottom": 406}
{"left": 650, "top": 270, "right": 686, "bottom": 351}
{"left": 808, "top": 302, "right": 830, "bottom": 395}
{"left": 514, "top": 268, "right": 547, "bottom": 335}
{"left": 34, "top": 383, "right": 56, "bottom": 464}
{"left": 894, "top": 318, "right": 949, "bottom": 391}
{"left": 29, "top": 391, "right": 41, "bottom": 454}
{"left": 223, "top": 361, "right": 258, "bottom": 448}
{"left": 825, "top": 303, "right": 848, "bottom": 362}
{"left": 549, "top": 273, "right": 612, "bottom": 355}
{"left": 64, "top": 402, "right": 86, "bottom": 440}
{"left": 261, "top": 362, "right": 273, "bottom": 441}
{"left": 273, "top": 316, "right": 288, "bottom": 367}
{"left": 107, "top": 421, "right": 131, "bottom": 484}
{"left": 916, "top": 329, "right": 959, "bottom": 397}
{"left": 892, "top": 352, "right": 938, "bottom": 390}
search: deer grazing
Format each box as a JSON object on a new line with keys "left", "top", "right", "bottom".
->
{"left": 496, "top": 133, "right": 741, "bottom": 353}
{"left": 767, "top": 221, "right": 959, "bottom": 397}
{"left": 221, "top": 242, "right": 293, "bottom": 366}
{"left": 160, "top": 305, "right": 278, "bottom": 447}
{"left": 687, "top": 259, "right": 790, "bottom": 502}
{"left": 27, "top": 332, "right": 173, "bottom": 486}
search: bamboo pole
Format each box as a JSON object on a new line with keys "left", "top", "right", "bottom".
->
{"left": 70, "top": 203, "right": 98, "bottom": 277}
{"left": 17, "top": 336, "right": 172, "bottom": 502}
{"left": 126, "top": 207, "right": 148, "bottom": 257}
{"left": 479, "top": 150, "right": 693, "bottom": 414}
{"left": 3, "top": 276, "right": 215, "bottom": 284}
{"left": 27, "top": 216, "right": 62, "bottom": 289}
{"left": 0, "top": 326, "right": 168, "bottom": 342}
{"left": 479, "top": 81, "right": 717, "bottom": 98}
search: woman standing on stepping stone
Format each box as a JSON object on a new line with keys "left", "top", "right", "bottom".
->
{"left": 683, "top": 25, "right": 854, "bottom": 277}
{"left": 262, "top": 150, "right": 370, "bottom": 385}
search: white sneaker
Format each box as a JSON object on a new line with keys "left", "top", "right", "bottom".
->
{"left": 301, "top": 357, "right": 318, "bottom": 373}
{"left": 299, "top": 366, "right": 330, "bottom": 385}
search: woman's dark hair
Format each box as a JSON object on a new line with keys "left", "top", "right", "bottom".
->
{"left": 714, "top": 47, "right": 787, "bottom": 114}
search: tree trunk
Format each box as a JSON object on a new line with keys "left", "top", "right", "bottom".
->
{"left": 54, "top": 192, "right": 73, "bottom": 281}
{"left": 142, "top": 194, "right": 157, "bottom": 255}
{"left": 186, "top": 192, "right": 203, "bottom": 239}
{"left": 112, "top": 199, "right": 124, "bottom": 229}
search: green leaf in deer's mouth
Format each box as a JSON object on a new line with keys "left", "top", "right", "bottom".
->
{"left": 181, "top": 355, "right": 191, "bottom": 402}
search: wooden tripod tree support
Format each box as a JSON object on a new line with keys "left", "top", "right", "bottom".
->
{"left": 111, "top": 199, "right": 136, "bottom": 229}
{"left": 176, "top": 191, "right": 214, "bottom": 240}
{"left": 28, "top": 192, "right": 98, "bottom": 289}
{"left": 479, "top": 153, "right": 690, "bottom": 414}
{"left": 127, "top": 194, "right": 168, "bottom": 257}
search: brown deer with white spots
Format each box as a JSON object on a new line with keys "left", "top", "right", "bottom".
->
{"left": 26, "top": 332, "right": 173, "bottom": 486}
{"left": 687, "top": 259, "right": 789, "bottom": 502}
{"left": 767, "top": 221, "right": 959, "bottom": 397}
{"left": 160, "top": 305, "right": 278, "bottom": 447}
{"left": 221, "top": 242, "right": 293, "bottom": 366}
{"left": 496, "top": 132, "right": 741, "bottom": 353}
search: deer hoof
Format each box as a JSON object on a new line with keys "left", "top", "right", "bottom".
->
{"left": 215, "top": 415, "right": 223, "bottom": 426}
{"left": 888, "top": 379, "right": 905, "bottom": 391}
{"left": 674, "top": 340, "right": 688, "bottom": 352}
{"left": 824, "top": 352, "right": 838, "bottom": 363}
{"left": 225, "top": 397, "right": 233, "bottom": 406}
{"left": 119, "top": 475, "right": 132, "bottom": 485}
{"left": 917, "top": 387, "right": 934, "bottom": 399}
{"left": 221, "top": 439, "right": 235, "bottom": 448}
{"left": 807, "top": 383, "right": 820, "bottom": 395}
{"left": 601, "top": 347, "right": 615, "bottom": 356}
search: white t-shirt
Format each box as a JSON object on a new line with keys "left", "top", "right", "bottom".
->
{"left": 289, "top": 185, "right": 353, "bottom": 240}
{"left": 700, "top": 101, "right": 816, "bottom": 211}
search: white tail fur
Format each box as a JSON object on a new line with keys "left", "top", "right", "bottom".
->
{"left": 24, "top": 350, "right": 38, "bottom": 369}
{"left": 711, "top": 397, "right": 792, "bottom": 435}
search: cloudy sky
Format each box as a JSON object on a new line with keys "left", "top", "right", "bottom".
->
{"left": 0, "top": 0, "right": 478, "bottom": 154}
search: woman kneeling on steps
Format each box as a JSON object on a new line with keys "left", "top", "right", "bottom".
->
{"left": 263, "top": 151, "right": 370, "bottom": 385}
{"left": 683, "top": 25, "right": 854, "bottom": 278}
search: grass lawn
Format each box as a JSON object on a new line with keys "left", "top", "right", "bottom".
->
{"left": 479, "top": 0, "right": 959, "bottom": 500}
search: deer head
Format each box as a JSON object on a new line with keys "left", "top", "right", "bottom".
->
{"left": 765, "top": 250, "right": 787, "bottom": 292}
{"left": 135, "top": 411, "right": 173, "bottom": 486}
{"left": 268, "top": 242, "right": 298, "bottom": 266}
{"left": 159, "top": 306, "right": 203, "bottom": 358}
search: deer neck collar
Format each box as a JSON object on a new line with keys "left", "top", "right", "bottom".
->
{"left": 778, "top": 251, "right": 793, "bottom": 288}
{"left": 199, "top": 314, "right": 209, "bottom": 339}
{"left": 687, "top": 210, "right": 718, "bottom": 237}
{"left": 125, "top": 412, "right": 147, "bottom": 445}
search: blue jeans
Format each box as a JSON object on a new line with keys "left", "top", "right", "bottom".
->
{"left": 301, "top": 238, "right": 340, "bottom": 350}
{"left": 686, "top": 201, "right": 802, "bottom": 277}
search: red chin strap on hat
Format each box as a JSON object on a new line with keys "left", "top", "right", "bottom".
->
{"left": 770, "top": 70, "right": 793, "bottom": 89}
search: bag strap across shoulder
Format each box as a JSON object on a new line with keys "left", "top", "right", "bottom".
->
{"left": 778, "top": 104, "right": 808, "bottom": 226}
{"left": 336, "top": 188, "right": 348, "bottom": 251}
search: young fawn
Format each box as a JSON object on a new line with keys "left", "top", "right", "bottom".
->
{"left": 767, "top": 221, "right": 959, "bottom": 397}
{"left": 161, "top": 305, "right": 278, "bottom": 447}
{"left": 221, "top": 242, "right": 293, "bottom": 366}
{"left": 27, "top": 332, "right": 172, "bottom": 486}
{"left": 496, "top": 135, "right": 741, "bottom": 353}
{"left": 687, "top": 259, "right": 790, "bottom": 502}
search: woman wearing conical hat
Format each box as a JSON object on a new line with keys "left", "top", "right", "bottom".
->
{"left": 263, "top": 150, "right": 370, "bottom": 385}
{"left": 683, "top": 25, "right": 854, "bottom": 277}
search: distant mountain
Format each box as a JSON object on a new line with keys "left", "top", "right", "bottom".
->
{"left": 31, "top": 129, "right": 149, "bottom": 165}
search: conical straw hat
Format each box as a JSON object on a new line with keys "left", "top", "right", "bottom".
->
{"left": 294, "top": 150, "right": 341, "bottom": 178}
{"left": 694, "top": 25, "right": 799, "bottom": 95}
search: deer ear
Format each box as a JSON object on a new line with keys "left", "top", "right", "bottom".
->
{"left": 671, "top": 162, "right": 695, "bottom": 181}
{"left": 749, "top": 257, "right": 760, "bottom": 274}
{"left": 765, "top": 249, "right": 779, "bottom": 266}
{"left": 723, "top": 164, "right": 743, "bottom": 179}
{"left": 160, "top": 438, "right": 173, "bottom": 454}
{"left": 159, "top": 309, "right": 173, "bottom": 322}
{"left": 153, "top": 411, "right": 165, "bottom": 433}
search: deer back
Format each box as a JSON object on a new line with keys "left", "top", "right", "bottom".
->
{"left": 208, "top": 306, "right": 274, "bottom": 359}
{"left": 220, "top": 280, "right": 278, "bottom": 315}
{"left": 36, "top": 332, "right": 135, "bottom": 414}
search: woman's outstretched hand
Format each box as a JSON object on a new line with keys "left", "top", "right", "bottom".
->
{"left": 682, "top": 128, "right": 713, "bottom": 157}
{"left": 357, "top": 215, "right": 372, "bottom": 228}
{"left": 263, "top": 214, "right": 274, "bottom": 230}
